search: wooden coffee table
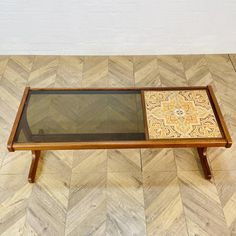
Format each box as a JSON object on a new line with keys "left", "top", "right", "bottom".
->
{"left": 7, "top": 86, "right": 232, "bottom": 183}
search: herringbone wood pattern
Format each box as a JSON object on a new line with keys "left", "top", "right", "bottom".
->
{"left": 0, "top": 54, "right": 236, "bottom": 235}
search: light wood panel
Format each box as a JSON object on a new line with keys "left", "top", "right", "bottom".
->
{"left": 206, "top": 54, "right": 236, "bottom": 120}
{"left": 106, "top": 171, "right": 146, "bottom": 235}
{"left": 37, "top": 150, "right": 73, "bottom": 175}
{"left": 0, "top": 175, "right": 33, "bottom": 235}
{"left": 214, "top": 170, "right": 236, "bottom": 235}
{"left": 178, "top": 171, "right": 229, "bottom": 236}
{"left": 181, "top": 55, "right": 213, "bottom": 86}
{"left": 157, "top": 55, "right": 187, "bottom": 87}
{"left": 109, "top": 56, "right": 134, "bottom": 87}
{"left": 24, "top": 173, "right": 70, "bottom": 235}
{"left": 72, "top": 149, "right": 107, "bottom": 173}
{"left": 141, "top": 148, "right": 176, "bottom": 172}
{"left": 82, "top": 56, "right": 108, "bottom": 87}
{"left": 0, "top": 151, "right": 31, "bottom": 175}
{"left": 134, "top": 56, "right": 160, "bottom": 87}
{"left": 143, "top": 171, "right": 188, "bottom": 235}
{"left": 174, "top": 148, "right": 201, "bottom": 171}
{"left": 229, "top": 54, "right": 236, "bottom": 72}
{"left": 66, "top": 172, "right": 106, "bottom": 236}
{"left": 208, "top": 136, "right": 236, "bottom": 171}
{"left": 4, "top": 56, "right": 34, "bottom": 89}
{"left": 55, "top": 56, "right": 83, "bottom": 88}
{"left": 0, "top": 56, "right": 9, "bottom": 80}
{"left": 28, "top": 56, "right": 59, "bottom": 87}
{"left": 107, "top": 149, "right": 141, "bottom": 172}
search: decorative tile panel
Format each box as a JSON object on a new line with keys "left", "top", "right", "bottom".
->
{"left": 144, "top": 90, "right": 222, "bottom": 139}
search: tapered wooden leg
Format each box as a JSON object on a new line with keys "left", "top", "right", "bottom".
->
{"left": 28, "top": 150, "right": 41, "bottom": 183}
{"left": 197, "top": 147, "right": 212, "bottom": 180}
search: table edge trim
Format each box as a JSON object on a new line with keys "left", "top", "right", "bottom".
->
{"left": 8, "top": 85, "right": 232, "bottom": 150}
{"left": 12, "top": 138, "right": 227, "bottom": 150}
{"left": 207, "top": 85, "right": 232, "bottom": 147}
{"left": 7, "top": 87, "right": 30, "bottom": 152}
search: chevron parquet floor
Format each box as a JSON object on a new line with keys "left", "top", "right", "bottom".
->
{"left": 0, "top": 55, "right": 236, "bottom": 236}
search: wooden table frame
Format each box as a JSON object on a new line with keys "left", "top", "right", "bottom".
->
{"left": 7, "top": 86, "right": 232, "bottom": 183}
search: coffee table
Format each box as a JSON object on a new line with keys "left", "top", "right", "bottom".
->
{"left": 7, "top": 86, "right": 232, "bottom": 183}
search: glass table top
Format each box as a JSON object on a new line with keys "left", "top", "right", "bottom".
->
{"left": 14, "top": 90, "right": 145, "bottom": 143}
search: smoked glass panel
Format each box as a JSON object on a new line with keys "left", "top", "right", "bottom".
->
{"left": 14, "top": 90, "right": 145, "bottom": 142}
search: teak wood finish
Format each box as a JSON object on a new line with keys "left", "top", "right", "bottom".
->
{"left": 28, "top": 150, "right": 40, "bottom": 183}
{"left": 7, "top": 86, "right": 232, "bottom": 183}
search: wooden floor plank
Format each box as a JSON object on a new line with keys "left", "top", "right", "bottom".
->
{"left": 143, "top": 171, "right": 188, "bottom": 236}
{"left": 107, "top": 149, "right": 141, "bottom": 172}
{"left": 72, "top": 149, "right": 107, "bottom": 173}
{"left": 55, "top": 56, "right": 83, "bottom": 88}
{"left": 141, "top": 148, "right": 176, "bottom": 172}
{"left": 109, "top": 56, "right": 134, "bottom": 87}
{"left": 178, "top": 171, "right": 229, "bottom": 236}
{"left": 229, "top": 54, "right": 236, "bottom": 72}
{"left": 28, "top": 56, "right": 59, "bottom": 87}
{"left": 174, "top": 148, "right": 201, "bottom": 171}
{"left": 24, "top": 173, "right": 70, "bottom": 236}
{"left": 157, "top": 55, "right": 187, "bottom": 87}
{"left": 0, "top": 175, "right": 33, "bottom": 235}
{"left": 134, "top": 56, "right": 160, "bottom": 87}
{"left": 181, "top": 55, "right": 213, "bottom": 86}
{"left": 106, "top": 171, "right": 146, "bottom": 236}
{"left": 65, "top": 172, "right": 106, "bottom": 236}
{"left": 82, "top": 56, "right": 108, "bottom": 87}
{"left": 214, "top": 170, "right": 236, "bottom": 235}
{"left": 0, "top": 56, "right": 9, "bottom": 80}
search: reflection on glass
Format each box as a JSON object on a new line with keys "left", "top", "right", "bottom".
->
{"left": 15, "top": 90, "right": 145, "bottom": 142}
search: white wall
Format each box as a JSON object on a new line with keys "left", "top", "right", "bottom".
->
{"left": 0, "top": 0, "right": 236, "bottom": 55}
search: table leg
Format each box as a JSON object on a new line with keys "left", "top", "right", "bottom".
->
{"left": 28, "top": 150, "right": 41, "bottom": 183}
{"left": 197, "top": 147, "right": 212, "bottom": 180}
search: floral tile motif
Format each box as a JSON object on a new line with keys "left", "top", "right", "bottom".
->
{"left": 144, "top": 90, "right": 222, "bottom": 139}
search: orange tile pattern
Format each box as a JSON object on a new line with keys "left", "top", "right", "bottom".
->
{"left": 145, "top": 90, "right": 222, "bottom": 139}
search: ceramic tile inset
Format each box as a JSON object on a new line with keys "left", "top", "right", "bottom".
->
{"left": 144, "top": 90, "right": 221, "bottom": 139}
